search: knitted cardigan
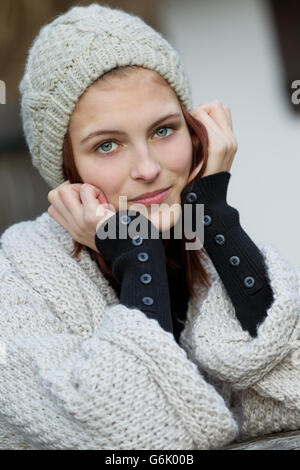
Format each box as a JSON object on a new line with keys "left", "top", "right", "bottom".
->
{"left": 0, "top": 211, "right": 299, "bottom": 449}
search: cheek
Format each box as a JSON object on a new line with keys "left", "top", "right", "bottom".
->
{"left": 164, "top": 136, "right": 193, "bottom": 175}
{"left": 76, "top": 157, "right": 125, "bottom": 202}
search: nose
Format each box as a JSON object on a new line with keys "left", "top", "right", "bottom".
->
{"left": 130, "top": 147, "right": 161, "bottom": 181}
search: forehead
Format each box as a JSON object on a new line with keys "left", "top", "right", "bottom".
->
{"left": 73, "top": 68, "right": 177, "bottom": 115}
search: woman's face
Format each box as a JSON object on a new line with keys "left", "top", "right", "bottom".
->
{"left": 69, "top": 68, "right": 193, "bottom": 231}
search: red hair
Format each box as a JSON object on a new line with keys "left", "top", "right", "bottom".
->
{"left": 62, "top": 66, "right": 210, "bottom": 298}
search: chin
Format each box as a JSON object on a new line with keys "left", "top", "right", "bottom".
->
{"left": 151, "top": 203, "right": 182, "bottom": 233}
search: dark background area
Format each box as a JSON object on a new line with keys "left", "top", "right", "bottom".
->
{"left": 0, "top": 0, "right": 159, "bottom": 235}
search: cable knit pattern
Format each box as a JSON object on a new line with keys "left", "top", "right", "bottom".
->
{"left": 18, "top": 3, "right": 193, "bottom": 189}
{"left": 0, "top": 212, "right": 237, "bottom": 450}
{"left": 1, "top": 213, "right": 299, "bottom": 447}
{"left": 188, "top": 243, "right": 300, "bottom": 388}
{"left": 13, "top": 2, "right": 300, "bottom": 449}
{"left": 180, "top": 243, "right": 300, "bottom": 440}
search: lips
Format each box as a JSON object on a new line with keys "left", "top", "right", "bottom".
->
{"left": 130, "top": 186, "right": 171, "bottom": 202}
{"left": 129, "top": 187, "right": 171, "bottom": 206}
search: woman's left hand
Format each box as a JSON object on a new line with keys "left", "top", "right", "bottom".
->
{"left": 186, "top": 100, "right": 238, "bottom": 183}
{"left": 47, "top": 181, "right": 115, "bottom": 252}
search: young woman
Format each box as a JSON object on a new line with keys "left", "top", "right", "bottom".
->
{"left": 0, "top": 3, "right": 299, "bottom": 450}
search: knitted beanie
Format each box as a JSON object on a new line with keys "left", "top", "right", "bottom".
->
{"left": 19, "top": 3, "right": 193, "bottom": 189}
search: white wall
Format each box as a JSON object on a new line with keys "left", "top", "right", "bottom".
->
{"left": 158, "top": 0, "right": 300, "bottom": 267}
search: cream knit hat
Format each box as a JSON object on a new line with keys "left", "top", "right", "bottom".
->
{"left": 19, "top": 3, "right": 193, "bottom": 189}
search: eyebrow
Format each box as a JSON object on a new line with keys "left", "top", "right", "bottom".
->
{"left": 79, "top": 112, "right": 182, "bottom": 146}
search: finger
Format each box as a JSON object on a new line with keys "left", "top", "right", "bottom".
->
{"left": 48, "top": 190, "right": 69, "bottom": 219}
{"left": 83, "top": 183, "right": 109, "bottom": 204}
{"left": 197, "top": 100, "right": 232, "bottom": 134}
{"left": 80, "top": 184, "right": 114, "bottom": 229}
{"left": 66, "top": 183, "right": 86, "bottom": 194}
{"left": 57, "top": 186, "right": 83, "bottom": 222}
{"left": 48, "top": 205, "right": 70, "bottom": 233}
{"left": 202, "top": 100, "right": 232, "bottom": 132}
{"left": 80, "top": 184, "right": 102, "bottom": 214}
{"left": 89, "top": 183, "right": 108, "bottom": 203}
{"left": 222, "top": 105, "right": 233, "bottom": 129}
{"left": 192, "top": 108, "right": 223, "bottom": 135}
{"left": 72, "top": 182, "right": 108, "bottom": 204}
{"left": 49, "top": 182, "right": 83, "bottom": 213}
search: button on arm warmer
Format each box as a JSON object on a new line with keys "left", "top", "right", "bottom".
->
{"left": 180, "top": 171, "right": 274, "bottom": 337}
{"left": 95, "top": 210, "right": 173, "bottom": 335}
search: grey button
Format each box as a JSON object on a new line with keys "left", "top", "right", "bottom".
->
{"left": 244, "top": 276, "right": 256, "bottom": 288}
{"left": 142, "top": 296, "right": 154, "bottom": 306}
{"left": 203, "top": 215, "right": 212, "bottom": 226}
{"left": 140, "top": 273, "right": 152, "bottom": 284}
{"left": 120, "top": 214, "right": 131, "bottom": 225}
{"left": 186, "top": 192, "right": 197, "bottom": 203}
{"left": 137, "top": 252, "right": 149, "bottom": 262}
{"left": 132, "top": 236, "right": 143, "bottom": 246}
{"left": 215, "top": 234, "right": 226, "bottom": 245}
{"left": 229, "top": 255, "right": 240, "bottom": 266}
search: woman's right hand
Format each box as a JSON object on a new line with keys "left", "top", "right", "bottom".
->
{"left": 47, "top": 181, "right": 116, "bottom": 252}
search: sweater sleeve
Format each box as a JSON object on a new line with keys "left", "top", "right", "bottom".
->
{"left": 0, "top": 251, "right": 237, "bottom": 450}
{"left": 180, "top": 171, "right": 274, "bottom": 337}
{"left": 188, "top": 240, "right": 300, "bottom": 440}
{"left": 94, "top": 210, "right": 173, "bottom": 335}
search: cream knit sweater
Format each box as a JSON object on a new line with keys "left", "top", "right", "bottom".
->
{"left": 0, "top": 212, "right": 299, "bottom": 450}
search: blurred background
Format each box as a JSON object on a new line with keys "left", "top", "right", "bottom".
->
{"left": 0, "top": 0, "right": 299, "bottom": 266}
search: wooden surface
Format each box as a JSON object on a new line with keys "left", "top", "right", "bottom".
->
{"left": 222, "top": 429, "right": 300, "bottom": 450}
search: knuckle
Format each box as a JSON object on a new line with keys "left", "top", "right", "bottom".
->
{"left": 58, "top": 186, "right": 70, "bottom": 200}
{"left": 222, "top": 136, "right": 231, "bottom": 148}
{"left": 47, "top": 205, "right": 55, "bottom": 217}
{"left": 58, "top": 186, "right": 66, "bottom": 195}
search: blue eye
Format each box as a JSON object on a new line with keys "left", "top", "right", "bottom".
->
{"left": 94, "top": 125, "right": 175, "bottom": 155}
{"left": 155, "top": 126, "right": 173, "bottom": 138}
{"left": 96, "top": 141, "right": 118, "bottom": 154}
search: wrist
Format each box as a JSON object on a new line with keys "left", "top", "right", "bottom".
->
{"left": 180, "top": 171, "right": 231, "bottom": 206}
{"left": 95, "top": 209, "right": 162, "bottom": 261}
